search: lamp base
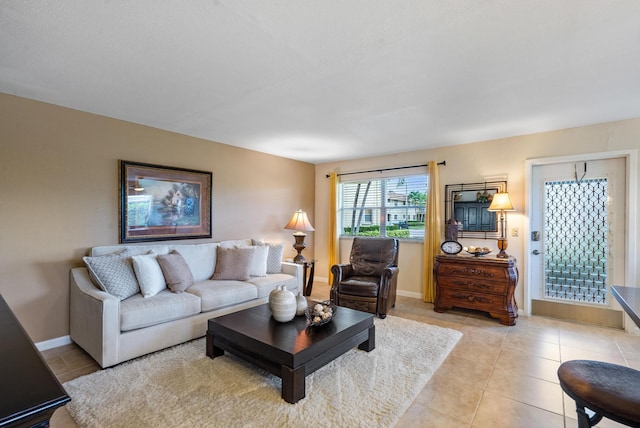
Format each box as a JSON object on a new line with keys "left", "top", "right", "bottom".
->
{"left": 292, "top": 233, "right": 307, "bottom": 263}
{"left": 496, "top": 238, "right": 508, "bottom": 258}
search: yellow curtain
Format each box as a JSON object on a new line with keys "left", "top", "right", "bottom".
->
{"left": 423, "top": 161, "right": 442, "bottom": 302}
{"left": 327, "top": 172, "right": 339, "bottom": 281}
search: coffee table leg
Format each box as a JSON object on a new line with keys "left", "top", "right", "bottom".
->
{"left": 206, "top": 331, "right": 224, "bottom": 358}
{"left": 281, "top": 365, "right": 305, "bottom": 404}
{"left": 358, "top": 325, "right": 375, "bottom": 352}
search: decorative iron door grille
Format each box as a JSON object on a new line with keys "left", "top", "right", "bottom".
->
{"left": 543, "top": 178, "right": 608, "bottom": 304}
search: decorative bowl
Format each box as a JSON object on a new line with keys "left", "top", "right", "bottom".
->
{"left": 305, "top": 301, "right": 337, "bottom": 327}
{"left": 464, "top": 246, "right": 491, "bottom": 257}
{"left": 465, "top": 249, "right": 491, "bottom": 257}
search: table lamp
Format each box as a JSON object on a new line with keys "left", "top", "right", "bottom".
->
{"left": 284, "top": 209, "right": 314, "bottom": 262}
{"left": 487, "top": 192, "right": 515, "bottom": 258}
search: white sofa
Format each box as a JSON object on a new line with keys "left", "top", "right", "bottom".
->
{"left": 69, "top": 239, "right": 302, "bottom": 368}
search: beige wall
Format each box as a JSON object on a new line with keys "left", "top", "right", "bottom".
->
{"left": 0, "top": 93, "right": 315, "bottom": 342}
{"left": 314, "top": 118, "right": 640, "bottom": 311}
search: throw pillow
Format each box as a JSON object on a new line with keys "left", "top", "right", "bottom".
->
{"left": 83, "top": 252, "right": 140, "bottom": 300}
{"left": 248, "top": 245, "right": 269, "bottom": 277}
{"left": 157, "top": 251, "right": 194, "bottom": 293}
{"left": 265, "top": 242, "right": 285, "bottom": 274}
{"left": 132, "top": 251, "right": 166, "bottom": 298}
{"left": 212, "top": 246, "right": 255, "bottom": 281}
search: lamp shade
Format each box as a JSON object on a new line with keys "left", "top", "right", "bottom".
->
{"left": 284, "top": 210, "right": 315, "bottom": 232}
{"left": 487, "top": 192, "right": 515, "bottom": 212}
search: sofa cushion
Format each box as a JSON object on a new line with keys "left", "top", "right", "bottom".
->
{"left": 186, "top": 280, "right": 258, "bottom": 312}
{"left": 219, "top": 239, "right": 253, "bottom": 248}
{"left": 246, "top": 274, "right": 298, "bottom": 298}
{"left": 157, "top": 251, "right": 194, "bottom": 293}
{"left": 132, "top": 251, "right": 166, "bottom": 298}
{"left": 212, "top": 246, "right": 255, "bottom": 281}
{"left": 91, "top": 245, "right": 170, "bottom": 257}
{"left": 83, "top": 251, "right": 140, "bottom": 300}
{"left": 170, "top": 243, "right": 218, "bottom": 282}
{"left": 119, "top": 290, "right": 201, "bottom": 332}
{"left": 336, "top": 276, "right": 380, "bottom": 297}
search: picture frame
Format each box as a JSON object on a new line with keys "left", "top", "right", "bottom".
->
{"left": 119, "top": 160, "right": 212, "bottom": 243}
{"left": 444, "top": 180, "right": 507, "bottom": 239}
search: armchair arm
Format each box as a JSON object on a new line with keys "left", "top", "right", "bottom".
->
{"left": 69, "top": 267, "right": 120, "bottom": 368}
{"left": 330, "top": 264, "right": 353, "bottom": 304}
{"left": 330, "top": 264, "right": 353, "bottom": 285}
{"left": 378, "top": 266, "right": 400, "bottom": 300}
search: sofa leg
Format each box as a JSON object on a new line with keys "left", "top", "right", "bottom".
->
{"left": 378, "top": 314, "right": 387, "bottom": 319}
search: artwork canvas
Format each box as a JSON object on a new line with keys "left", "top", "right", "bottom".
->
{"left": 119, "top": 160, "right": 212, "bottom": 242}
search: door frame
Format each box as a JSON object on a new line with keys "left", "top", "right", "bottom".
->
{"left": 524, "top": 150, "right": 637, "bottom": 318}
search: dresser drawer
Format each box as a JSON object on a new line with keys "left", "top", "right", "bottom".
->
{"left": 436, "top": 287, "right": 506, "bottom": 313}
{"left": 435, "top": 262, "right": 510, "bottom": 283}
{"left": 437, "top": 276, "right": 508, "bottom": 295}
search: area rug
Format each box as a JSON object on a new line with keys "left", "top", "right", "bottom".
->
{"left": 64, "top": 316, "right": 462, "bottom": 428}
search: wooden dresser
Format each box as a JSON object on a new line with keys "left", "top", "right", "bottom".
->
{"left": 433, "top": 255, "right": 519, "bottom": 325}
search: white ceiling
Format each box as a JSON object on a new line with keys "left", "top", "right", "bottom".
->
{"left": 2, "top": 1, "right": 640, "bottom": 164}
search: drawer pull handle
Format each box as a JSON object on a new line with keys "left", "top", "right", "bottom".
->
{"left": 468, "top": 296, "right": 475, "bottom": 302}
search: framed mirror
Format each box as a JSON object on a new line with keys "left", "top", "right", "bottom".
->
{"left": 444, "top": 181, "right": 507, "bottom": 239}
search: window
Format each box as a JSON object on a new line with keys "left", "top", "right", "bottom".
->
{"left": 338, "top": 173, "right": 428, "bottom": 239}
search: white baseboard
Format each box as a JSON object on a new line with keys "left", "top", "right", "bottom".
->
{"left": 315, "top": 276, "right": 329, "bottom": 284}
{"left": 397, "top": 290, "right": 422, "bottom": 300}
{"left": 36, "top": 335, "right": 72, "bottom": 351}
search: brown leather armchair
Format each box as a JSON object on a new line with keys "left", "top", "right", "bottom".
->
{"left": 330, "top": 237, "right": 399, "bottom": 318}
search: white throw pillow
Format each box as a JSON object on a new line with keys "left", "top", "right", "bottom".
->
{"left": 248, "top": 245, "right": 269, "bottom": 277}
{"left": 252, "top": 239, "right": 285, "bottom": 274}
{"left": 132, "top": 252, "right": 166, "bottom": 298}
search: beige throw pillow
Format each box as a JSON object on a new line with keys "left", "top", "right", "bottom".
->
{"left": 212, "top": 247, "right": 255, "bottom": 281}
{"left": 157, "top": 251, "right": 194, "bottom": 293}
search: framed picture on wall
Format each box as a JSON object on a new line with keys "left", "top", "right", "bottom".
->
{"left": 119, "top": 160, "right": 212, "bottom": 243}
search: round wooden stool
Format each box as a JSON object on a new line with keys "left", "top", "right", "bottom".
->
{"left": 558, "top": 360, "right": 640, "bottom": 428}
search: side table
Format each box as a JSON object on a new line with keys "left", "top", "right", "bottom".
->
{"left": 297, "top": 259, "right": 316, "bottom": 296}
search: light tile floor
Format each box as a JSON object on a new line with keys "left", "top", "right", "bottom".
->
{"left": 44, "top": 281, "right": 640, "bottom": 427}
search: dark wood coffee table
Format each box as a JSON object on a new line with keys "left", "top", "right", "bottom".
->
{"left": 0, "top": 294, "right": 70, "bottom": 428}
{"left": 206, "top": 303, "right": 375, "bottom": 403}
